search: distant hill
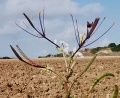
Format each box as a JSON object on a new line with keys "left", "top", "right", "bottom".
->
{"left": 38, "top": 43, "right": 120, "bottom": 58}
{"left": 83, "top": 43, "right": 120, "bottom": 56}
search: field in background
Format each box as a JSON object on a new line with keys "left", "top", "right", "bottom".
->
{"left": 0, "top": 57, "right": 120, "bottom": 98}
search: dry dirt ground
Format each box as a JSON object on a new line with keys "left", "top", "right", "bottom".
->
{"left": 0, "top": 56, "right": 120, "bottom": 98}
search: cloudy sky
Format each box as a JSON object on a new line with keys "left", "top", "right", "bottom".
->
{"left": 0, "top": 0, "right": 120, "bottom": 58}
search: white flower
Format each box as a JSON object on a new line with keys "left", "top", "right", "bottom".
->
{"left": 54, "top": 39, "right": 69, "bottom": 54}
{"left": 54, "top": 39, "right": 69, "bottom": 72}
{"left": 60, "top": 41, "right": 69, "bottom": 54}
{"left": 72, "top": 47, "right": 84, "bottom": 58}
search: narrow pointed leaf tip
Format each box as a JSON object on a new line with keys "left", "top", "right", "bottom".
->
{"left": 89, "top": 73, "right": 114, "bottom": 92}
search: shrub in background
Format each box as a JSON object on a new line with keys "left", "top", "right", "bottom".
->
{"left": 90, "top": 47, "right": 102, "bottom": 54}
{"left": 111, "top": 44, "right": 120, "bottom": 52}
{"left": 108, "top": 43, "right": 116, "bottom": 48}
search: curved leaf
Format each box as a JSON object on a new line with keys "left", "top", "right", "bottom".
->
{"left": 89, "top": 73, "right": 114, "bottom": 92}
{"left": 112, "top": 85, "right": 118, "bottom": 98}
{"left": 81, "top": 54, "right": 97, "bottom": 76}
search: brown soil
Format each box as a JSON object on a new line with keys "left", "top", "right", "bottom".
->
{"left": 0, "top": 57, "right": 120, "bottom": 98}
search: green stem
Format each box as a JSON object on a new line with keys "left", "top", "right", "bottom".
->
{"left": 89, "top": 73, "right": 114, "bottom": 92}
{"left": 112, "top": 85, "right": 118, "bottom": 98}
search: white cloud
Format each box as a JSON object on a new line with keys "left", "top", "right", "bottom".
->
{"left": 1, "top": 0, "right": 103, "bottom": 22}
{"left": 0, "top": 0, "right": 103, "bottom": 34}
{"left": 0, "top": 0, "right": 103, "bottom": 57}
{"left": 55, "top": 23, "right": 87, "bottom": 41}
{"left": 4, "top": 0, "right": 78, "bottom": 17}
{"left": 79, "top": 3, "right": 103, "bottom": 16}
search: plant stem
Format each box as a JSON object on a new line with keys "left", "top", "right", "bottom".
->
{"left": 63, "top": 52, "right": 68, "bottom": 72}
{"left": 44, "top": 36, "right": 60, "bottom": 48}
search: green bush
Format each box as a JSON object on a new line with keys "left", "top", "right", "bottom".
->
{"left": 111, "top": 45, "right": 120, "bottom": 52}
{"left": 108, "top": 43, "right": 116, "bottom": 47}
{"left": 91, "top": 47, "right": 102, "bottom": 54}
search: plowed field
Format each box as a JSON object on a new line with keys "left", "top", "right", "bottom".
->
{"left": 0, "top": 57, "right": 120, "bottom": 98}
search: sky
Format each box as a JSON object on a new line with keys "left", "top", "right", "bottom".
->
{"left": 0, "top": 0, "right": 120, "bottom": 58}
